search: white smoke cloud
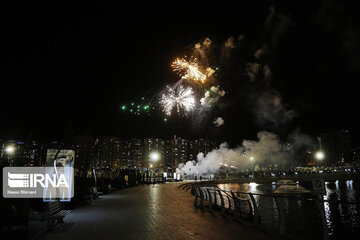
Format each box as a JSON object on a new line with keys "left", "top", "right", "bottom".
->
{"left": 254, "top": 91, "right": 297, "bottom": 126}
{"left": 246, "top": 62, "right": 261, "bottom": 81}
{"left": 224, "top": 37, "right": 236, "bottom": 49}
{"left": 203, "top": 37, "right": 212, "bottom": 46}
{"left": 194, "top": 43, "right": 201, "bottom": 49}
{"left": 177, "top": 143, "right": 243, "bottom": 176}
{"left": 193, "top": 37, "right": 213, "bottom": 68}
{"left": 200, "top": 86, "right": 225, "bottom": 107}
{"left": 221, "top": 36, "right": 240, "bottom": 61}
{"left": 177, "top": 131, "right": 315, "bottom": 177}
{"left": 254, "top": 49, "right": 264, "bottom": 59}
{"left": 264, "top": 5, "right": 292, "bottom": 45}
{"left": 254, "top": 45, "right": 268, "bottom": 59}
{"left": 263, "top": 65, "right": 272, "bottom": 79}
{"left": 213, "top": 117, "right": 224, "bottom": 127}
{"left": 272, "top": 14, "right": 292, "bottom": 44}
{"left": 288, "top": 129, "right": 315, "bottom": 150}
{"left": 265, "top": 5, "right": 276, "bottom": 30}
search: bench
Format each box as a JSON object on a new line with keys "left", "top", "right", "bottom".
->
{"left": 91, "top": 187, "right": 99, "bottom": 200}
{"left": 107, "top": 184, "right": 116, "bottom": 193}
{"left": 47, "top": 200, "right": 71, "bottom": 230}
{"left": 84, "top": 189, "right": 93, "bottom": 204}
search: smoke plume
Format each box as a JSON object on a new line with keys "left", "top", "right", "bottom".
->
{"left": 263, "top": 65, "right": 272, "bottom": 80}
{"left": 224, "top": 37, "right": 236, "bottom": 49}
{"left": 221, "top": 36, "right": 241, "bottom": 61}
{"left": 193, "top": 37, "right": 213, "bottom": 65}
{"left": 177, "top": 131, "right": 315, "bottom": 177}
{"left": 246, "top": 62, "right": 261, "bottom": 81}
{"left": 264, "top": 5, "right": 292, "bottom": 45}
{"left": 213, "top": 117, "right": 224, "bottom": 127}
{"left": 200, "top": 86, "right": 225, "bottom": 107}
{"left": 254, "top": 91, "right": 297, "bottom": 126}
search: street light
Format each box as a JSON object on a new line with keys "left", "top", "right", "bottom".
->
{"left": 5, "top": 145, "right": 15, "bottom": 166}
{"left": 149, "top": 152, "right": 161, "bottom": 183}
{"left": 315, "top": 151, "right": 325, "bottom": 161}
{"left": 5, "top": 146, "right": 15, "bottom": 154}
{"left": 149, "top": 152, "right": 160, "bottom": 162}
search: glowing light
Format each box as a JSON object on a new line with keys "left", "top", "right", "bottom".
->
{"left": 150, "top": 152, "right": 160, "bottom": 162}
{"left": 5, "top": 146, "right": 15, "bottom": 154}
{"left": 315, "top": 151, "right": 325, "bottom": 160}
{"left": 249, "top": 182, "right": 258, "bottom": 191}
{"left": 206, "top": 67, "right": 215, "bottom": 77}
{"left": 121, "top": 105, "right": 126, "bottom": 110}
{"left": 160, "top": 85, "right": 195, "bottom": 116}
{"left": 172, "top": 58, "right": 207, "bottom": 83}
{"left": 249, "top": 156, "right": 254, "bottom": 161}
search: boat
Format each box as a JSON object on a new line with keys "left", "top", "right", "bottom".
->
{"left": 275, "top": 179, "right": 297, "bottom": 186}
{"left": 274, "top": 184, "right": 311, "bottom": 194}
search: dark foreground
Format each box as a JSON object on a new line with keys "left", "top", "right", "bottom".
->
{"left": 38, "top": 182, "right": 272, "bottom": 240}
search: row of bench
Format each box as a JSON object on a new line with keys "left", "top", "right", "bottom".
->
{"left": 47, "top": 200, "right": 72, "bottom": 231}
{"left": 48, "top": 184, "right": 115, "bottom": 229}
{"left": 2, "top": 184, "right": 117, "bottom": 238}
{"left": 48, "top": 185, "right": 112, "bottom": 230}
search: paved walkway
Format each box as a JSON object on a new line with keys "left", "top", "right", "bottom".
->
{"left": 40, "top": 183, "right": 274, "bottom": 240}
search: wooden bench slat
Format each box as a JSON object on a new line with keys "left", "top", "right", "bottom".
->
{"left": 47, "top": 200, "right": 72, "bottom": 231}
{"left": 53, "top": 211, "right": 71, "bottom": 217}
{"left": 48, "top": 201, "right": 70, "bottom": 218}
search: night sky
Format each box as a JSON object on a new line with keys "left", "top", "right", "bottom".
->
{"left": 1, "top": 0, "right": 359, "bottom": 146}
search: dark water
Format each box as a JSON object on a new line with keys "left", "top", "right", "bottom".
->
{"left": 217, "top": 180, "right": 360, "bottom": 240}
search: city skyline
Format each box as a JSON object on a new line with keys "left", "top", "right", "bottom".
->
{"left": 0, "top": 135, "right": 218, "bottom": 171}
{"left": 1, "top": 129, "right": 355, "bottom": 172}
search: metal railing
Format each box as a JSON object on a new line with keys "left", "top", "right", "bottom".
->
{"left": 192, "top": 185, "right": 330, "bottom": 240}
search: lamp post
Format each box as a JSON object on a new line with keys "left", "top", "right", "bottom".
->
{"left": 249, "top": 156, "right": 255, "bottom": 173}
{"left": 315, "top": 151, "right": 325, "bottom": 161}
{"left": 315, "top": 137, "right": 325, "bottom": 166}
{"left": 149, "top": 151, "right": 161, "bottom": 183}
{"left": 315, "top": 150, "right": 325, "bottom": 168}
{"left": 149, "top": 152, "right": 160, "bottom": 162}
{"left": 5, "top": 145, "right": 15, "bottom": 166}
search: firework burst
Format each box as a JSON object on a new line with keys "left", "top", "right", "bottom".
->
{"left": 172, "top": 58, "right": 207, "bottom": 83}
{"left": 120, "top": 97, "right": 156, "bottom": 116}
{"left": 160, "top": 85, "right": 195, "bottom": 116}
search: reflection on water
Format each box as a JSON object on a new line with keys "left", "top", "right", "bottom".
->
{"left": 323, "top": 180, "right": 360, "bottom": 239}
{"left": 218, "top": 180, "right": 360, "bottom": 240}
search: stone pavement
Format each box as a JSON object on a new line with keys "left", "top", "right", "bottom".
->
{"left": 39, "top": 182, "right": 275, "bottom": 240}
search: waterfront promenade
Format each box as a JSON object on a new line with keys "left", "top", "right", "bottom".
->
{"left": 39, "top": 182, "right": 274, "bottom": 240}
